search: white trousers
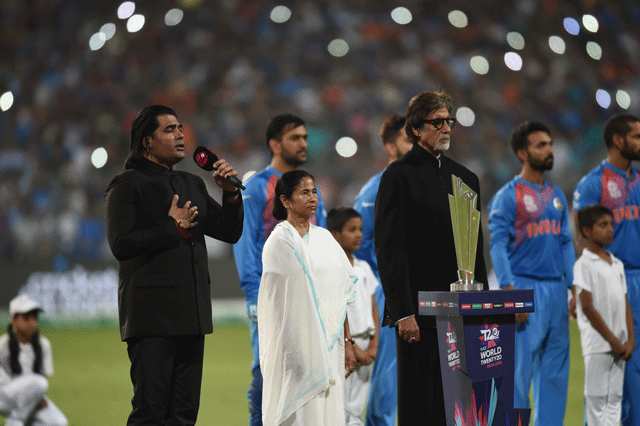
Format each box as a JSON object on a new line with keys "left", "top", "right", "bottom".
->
{"left": 584, "top": 352, "right": 625, "bottom": 426}
{"left": 0, "top": 375, "right": 68, "bottom": 426}
{"left": 344, "top": 336, "right": 373, "bottom": 426}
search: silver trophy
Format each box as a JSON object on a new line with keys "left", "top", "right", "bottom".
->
{"left": 449, "top": 175, "right": 484, "bottom": 291}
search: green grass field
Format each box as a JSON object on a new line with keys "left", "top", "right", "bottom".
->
{"left": 1, "top": 320, "right": 586, "bottom": 426}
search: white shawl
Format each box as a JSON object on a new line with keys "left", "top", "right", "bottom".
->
{"left": 258, "top": 221, "right": 356, "bottom": 426}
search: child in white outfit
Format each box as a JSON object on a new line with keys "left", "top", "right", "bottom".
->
{"left": 0, "top": 295, "right": 68, "bottom": 426}
{"left": 329, "top": 207, "right": 380, "bottom": 426}
{"left": 574, "top": 205, "right": 634, "bottom": 426}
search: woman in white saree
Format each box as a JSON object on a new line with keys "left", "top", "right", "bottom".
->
{"left": 258, "top": 170, "right": 357, "bottom": 426}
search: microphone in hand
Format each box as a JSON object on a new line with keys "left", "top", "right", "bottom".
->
{"left": 193, "top": 146, "right": 246, "bottom": 190}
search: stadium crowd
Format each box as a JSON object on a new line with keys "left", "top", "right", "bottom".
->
{"left": 2, "top": 0, "right": 640, "bottom": 266}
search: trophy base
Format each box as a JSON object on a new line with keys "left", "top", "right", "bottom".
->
{"left": 450, "top": 280, "right": 484, "bottom": 292}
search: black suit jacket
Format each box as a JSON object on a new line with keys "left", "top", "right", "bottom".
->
{"left": 374, "top": 143, "right": 488, "bottom": 328}
{"left": 105, "top": 158, "right": 243, "bottom": 340}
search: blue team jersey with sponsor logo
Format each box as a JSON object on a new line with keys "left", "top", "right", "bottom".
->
{"left": 232, "top": 166, "right": 327, "bottom": 302}
{"left": 489, "top": 176, "right": 575, "bottom": 288}
{"left": 573, "top": 161, "right": 640, "bottom": 270}
{"left": 353, "top": 171, "right": 383, "bottom": 278}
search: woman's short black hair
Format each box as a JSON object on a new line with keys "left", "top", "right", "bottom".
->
{"left": 273, "top": 170, "right": 314, "bottom": 221}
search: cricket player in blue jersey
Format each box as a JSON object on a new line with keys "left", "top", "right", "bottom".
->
{"left": 488, "top": 121, "right": 575, "bottom": 426}
{"left": 232, "top": 114, "right": 327, "bottom": 426}
{"left": 354, "top": 115, "right": 412, "bottom": 426}
{"left": 573, "top": 114, "right": 640, "bottom": 426}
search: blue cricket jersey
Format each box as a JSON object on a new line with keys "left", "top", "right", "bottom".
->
{"left": 573, "top": 161, "right": 640, "bottom": 271}
{"left": 232, "top": 166, "right": 327, "bottom": 302}
{"left": 353, "top": 171, "right": 383, "bottom": 278}
{"left": 488, "top": 176, "right": 575, "bottom": 288}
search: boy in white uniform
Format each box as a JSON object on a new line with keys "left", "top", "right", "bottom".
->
{"left": 574, "top": 205, "right": 635, "bottom": 426}
{"left": 329, "top": 207, "right": 380, "bottom": 426}
{"left": 0, "top": 295, "right": 68, "bottom": 426}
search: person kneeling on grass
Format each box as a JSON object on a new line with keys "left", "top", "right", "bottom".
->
{"left": 0, "top": 295, "right": 68, "bottom": 426}
{"left": 574, "top": 205, "right": 634, "bottom": 426}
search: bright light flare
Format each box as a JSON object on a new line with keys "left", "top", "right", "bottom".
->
{"left": 563, "top": 17, "right": 580, "bottom": 35}
{"left": 448, "top": 10, "right": 468, "bottom": 28}
{"left": 470, "top": 56, "right": 489, "bottom": 75}
{"left": 270, "top": 6, "right": 292, "bottom": 23}
{"left": 117, "top": 2, "right": 135, "bottom": 19}
{"left": 582, "top": 14, "right": 599, "bottom": 33}
{"left": 549, "top": 36, "right": 566, "bottom": 54}
{"left": 0, "top": 91, "right": 14, "bottom": 111}
{"left": 391, "top": 7, "right": 412, "bottom": 25}
{"left": 596, "top": 89, "right": 611, "bottom": 109}
{"left": 504, "top": 52, "right": 523, "bottom": 71}
{"left": 506, "top": 32, "right": 525, "bottom": 50}
{"left": 335, "top": 137, "right": 358, "bottom": 158}
{"left": 127, "top": 14, "right": 145, "bottom": 32}
{"left": 456, "top": 107, "right": 475, "bottom": 127}
{"left": 91, "top": 148, "right": 108, "bottom": 169}
{"left": 616, "top": 90, "right": 631, "bottom": 109}
{"left": 165, "top": 9, "right": 184, "bottom": 26}
{"left": 328, "top": 39, "right": 349, "bottom": 57}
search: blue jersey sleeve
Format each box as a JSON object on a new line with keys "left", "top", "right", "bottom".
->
{"left": 315, "top": 188, "right": 328, "bottom": 229}
{"left": 232, "top": 176, "right": 266, "bottom": 302}
{"left": 354, "top": 179, "right": 379, "bottom": 278}
{"left": 573, "top": 173, "right": 601, "bottom": 212}
{"left": 488, "top": 186, "right": 516, "bottom": 288}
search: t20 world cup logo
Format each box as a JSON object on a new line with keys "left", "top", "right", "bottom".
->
{"left": 479, "top": 321, "right": 502, "bottom": 368}
{"left": 446, "top": 322, "right": 461, "bottom": 371}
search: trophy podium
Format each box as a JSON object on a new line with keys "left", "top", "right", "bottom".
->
{"left": 418, "top": 176, "right": 533, "bottom": 426}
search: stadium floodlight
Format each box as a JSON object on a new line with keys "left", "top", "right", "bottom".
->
{"left": 582, "top": 14, "right": 599, "bottom": 33}
{"left": 391, "top": 7, "right": 412, "bottom": 25}
{"left": 448, "top": 10, "right": 468, "bottom": 28}
{"left": 0, "top": 91, "right": 14, "bottom": 112}
{"left": 117, "top": 1, "right": 135, "bottom": 20}
{"left": 127, "top": 14, "right": 145, "bottom": 33}
{"left": 165, "top": 9, "right": 184, "bottom": 26}
{"left": 596, "top": 89, "right": 611, "bottom": 109}
{"left": 616, "top": 90, "right": 631, "bottom": 109}
{"left": 470, "top": 56, "right": 489, "bottom": 75}
{"left": 92, "top": 148, "right": 108, "bottom": 169}
{"left": 548, "top": 36, "right": 566, "bottom": 54}
{"left": 100, "top": 23, "right": 116, "bottom": 40}
{"left": 506, "top": 32, "right": 525, "bottom": 50}
{"left": 270, "top": 6, "right": 291, "bottom": 23}
{"left": 89, "top": 32, "right": 107, "bottom": 51}
{"left": 563, "top": 17, "right": 580, "bottom": 35}
{"left": 328, "top": 39, "right": 349, "bottom": 57}
{"left": 586, "top": 41, "right": 602, "bottom": 60}
{"left": 336, "top": 137, "right": 357, "bottom": 158}
{"left": 456, "top": 107, "right": 475, "bottom": 127}
{"left": 504, "top": 52, "right": 523, "bottom": 71}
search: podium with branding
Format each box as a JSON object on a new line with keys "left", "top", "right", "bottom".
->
{"left": 418, "top": 289, "right": 534, "bottom": 426}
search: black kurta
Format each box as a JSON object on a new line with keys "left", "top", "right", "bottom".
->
{"left": 105, "top": 157, "right": 243, "bottom": 340}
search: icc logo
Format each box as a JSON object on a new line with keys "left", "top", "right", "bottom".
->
{"left": 479, "top": 322, "right": 500, "bottom": 349}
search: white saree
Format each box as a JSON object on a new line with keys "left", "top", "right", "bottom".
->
{"left": 258, "top": 221, "right": 356, "bottom": 426}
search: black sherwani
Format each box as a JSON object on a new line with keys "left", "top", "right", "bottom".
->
{"left": 105, "top": 157, "right": 243, "bottom": 425}
{"left": 374, "top": 143, "right": 488, "bottom": 425}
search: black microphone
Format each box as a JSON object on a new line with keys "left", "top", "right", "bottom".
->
{"left": 193, "top": 146, "right": 246, "bottom": 190}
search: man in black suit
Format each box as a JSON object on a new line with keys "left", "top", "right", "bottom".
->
{"left": 105, "top": 105, "right": 243, "bottom": 426}
{"left": 374, "top": 91, "right": 488, "bottom": 425}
